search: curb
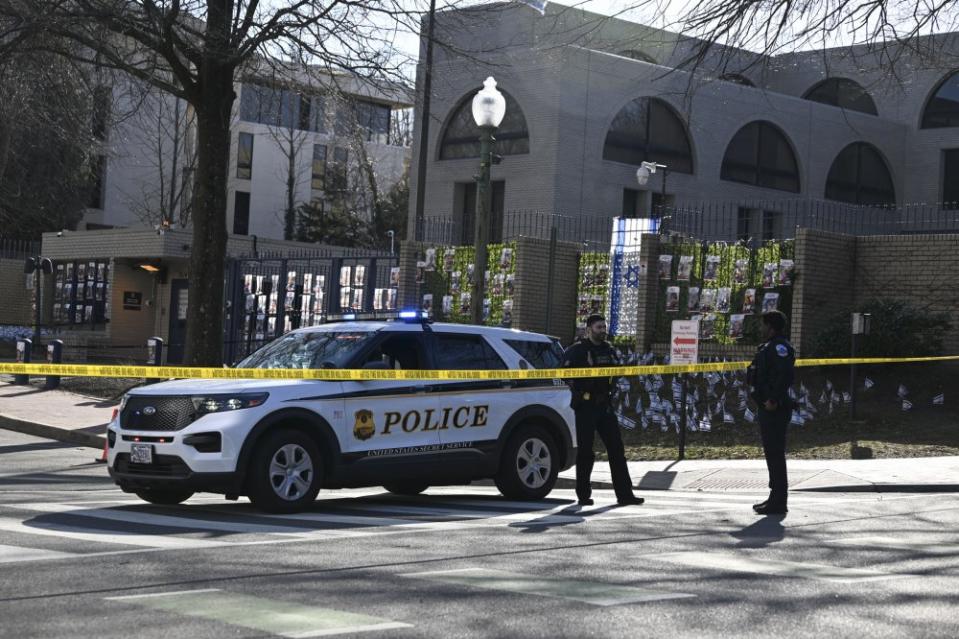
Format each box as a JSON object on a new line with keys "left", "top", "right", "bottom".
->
{"left": 0, "top": 414, "right": 105, "bottom": 449}
{"left": 557, "top": 476, "right": 959, "bottom": 494}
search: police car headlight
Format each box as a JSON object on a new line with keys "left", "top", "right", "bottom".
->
{"left": 191, "top": 393, "right": 269, "bottom": 415}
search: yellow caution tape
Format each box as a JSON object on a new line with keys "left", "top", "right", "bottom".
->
{"left": 0, "top": 355, "right": 957, "bottom": 381}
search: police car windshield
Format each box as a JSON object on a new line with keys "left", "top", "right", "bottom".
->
{"left": 237, "top": 331, "right": 376, "bottom": 369}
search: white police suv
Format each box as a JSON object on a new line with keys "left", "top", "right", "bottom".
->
{"left": 107, "top": 317, "right": 576, "bottom": 513}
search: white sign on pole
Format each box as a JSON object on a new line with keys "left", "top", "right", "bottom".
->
{"left": 670, "top": 320, "right": 700, "bottom": 365}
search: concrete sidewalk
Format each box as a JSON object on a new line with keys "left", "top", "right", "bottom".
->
{"left": 2, "top": 377, "right": 958, "bottom": 493}
{"left": 0, "top": 378, "right": 113, "bottom": 448}
{"left": 557, "top": 456, "right": 959, "bottom": 494}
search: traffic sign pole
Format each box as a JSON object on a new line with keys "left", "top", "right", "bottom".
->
{"left": 670, "top": 320, "right": 700, "bottom": 460}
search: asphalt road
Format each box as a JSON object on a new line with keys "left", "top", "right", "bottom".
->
{"left": 1, "top": 429, "right": 957, "bottom": 639}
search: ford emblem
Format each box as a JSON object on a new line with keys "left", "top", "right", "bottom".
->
{"left": 142, "top": 406, "right": 157, "bottom": 416}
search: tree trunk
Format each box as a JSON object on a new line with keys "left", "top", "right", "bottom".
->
{"left": 185, "top": 67, "right": 235, "bottom": 366}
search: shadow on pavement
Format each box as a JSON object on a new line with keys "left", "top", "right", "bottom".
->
{"left": 731, "top": 515, "right": 786, "bottom": 547}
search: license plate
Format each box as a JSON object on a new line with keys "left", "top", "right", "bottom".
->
{"left": 130, "top": 443, "right": 153, "bottom": 464}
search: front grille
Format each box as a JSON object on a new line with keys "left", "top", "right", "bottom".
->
{"left": 114, "top": 453, "right": 191, "bottom": 478}
{"left": 121, "top": 396, "right": 196, "bottom": 431}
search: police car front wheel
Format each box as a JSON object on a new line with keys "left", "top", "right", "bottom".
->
{"left": 495, "top": 425, "right": 558, "bottom": 500}
{"left": 247, "top": 429, "right": 323, "bottom": 513}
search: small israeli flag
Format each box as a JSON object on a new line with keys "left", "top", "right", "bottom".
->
{"left": 790, "top": 410, "right": 804, "bottom": 426}
{"left": 902, "top": 399, "right": 913, "bottom": 411}
{"left": 933, "top": 393, "right": 945, "bottom": 406}
{"left": 744, "top": 407, "right": 755, "bottom": 423}
{"left": 842, "top": 392, "right": 851, "bottom": 404}
{"left": 864, "top": 377, "right": 874, "bottom": 390}
{"left": 698, "top": 416, "right": 712, "bottom": 432}
{"left": 516, "top": 0, "right": 548, "bottom": 15}
{"left": 898, "top": 384, "right": 908, "bottom": 398}
{"left": 723, "top": 410, "right": 735, "bottom": 424}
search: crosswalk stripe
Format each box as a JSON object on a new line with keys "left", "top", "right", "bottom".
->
{"left": 649, "top": 551, "right": 909, "bottom": 583}
{"left": 16, "top": 503, "right": 317, "bottom": 537}
{"left": 404, "top": 567, "right": 696, "bottom": 606}
{"left": 0, "top": 542, "right": 76, "bottom": 563}
{"left": 825, "top": 535, "right": 959, "bottom": 554}
{"left": 0, "top": 516, "right": 232, "bottom": 549}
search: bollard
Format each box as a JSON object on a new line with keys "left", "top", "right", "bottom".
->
{"left": 14, "top": 338, "right": 31, "bottom": 385}
{"left": 44, "top": 339, "right": 63, "bottom": 390}
{"left": 147, "top": 336, "right": 164, "bottom": 366}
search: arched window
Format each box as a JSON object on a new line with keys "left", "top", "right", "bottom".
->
{"left": 921, "top": 71, "right": 959, "bottom": 128}
{"left": 825, "top": 142, "right": 896, "bottom": 205}
{"left": 720, "top": 74, "right": 755, "bottom": 87}
{"left": 602, "top": 97, "right": 693, "bottom": 173}
{"left": 803, "top": 78, "right": 878, "bottom": 115}
{"left": 617, "top": 50, "right": 657, "bottom": 64}
{"left": 438, "top": 89, "right": 529, "bottom": 160}
{"left": 721, "top": 121, "right": 800, "bottom": 193}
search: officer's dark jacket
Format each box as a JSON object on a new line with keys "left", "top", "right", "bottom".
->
{"left": 748, "top": 335, "right": 795, "bottom": 407}
{"left": 562, "top": 338, "right": 619, "bottom": 408}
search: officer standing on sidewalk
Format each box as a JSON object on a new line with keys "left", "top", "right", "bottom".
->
{"left": 747, "top": 310, "right": 795, "bottom": 515}
{"left": 563, "top": 314, "right": 644, "bottom": 507}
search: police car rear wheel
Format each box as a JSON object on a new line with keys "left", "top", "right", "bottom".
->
{"left": 495, "top": 425, "right": 557, "bottom": 500}
{"left": 134, "top": 488, "right": 194, "bottom": 505}
{"left": 248, "top": 429, "right": 322, "bottom": 513}
{"left": 383, "top": 482, "right": 429, "bottom": 496}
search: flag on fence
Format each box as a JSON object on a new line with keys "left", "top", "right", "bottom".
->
{"left": 933, "top": 394, "right": 945, "bottom": 406}
{"left": 826, "top": 380, "right": 834, "bottom": 391}
{"left": 898, "top": 384, "right": 909, "bottom": 398}
{"left": 723, "top": 410, "right": 735, "bottom": 424}
{"left": 864, "top": 377, "right": 874, "bottom": 390}
{"left": 790, "top": 410, "right": 804, "bottom": 426}
{"left": 617, "top": 413, "right": 637, "bottom": 430}
{"left": 698, "top": 416, "right": 712, "bottom": 432}
{"left": 744, "top": 407, "right": 755, "bottom": 423}
{"left": 902, "top": 399, "right": 913, "bottom": 411}
{"left": 788, "top": 387, "right": 797, "bottom": 401}
{"left": 842, "top": 392, "right": 851, "bottom": 404}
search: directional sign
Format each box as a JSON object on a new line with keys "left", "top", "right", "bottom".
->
{"left": 670, "top": 320, "right": 699, "bottom": 365}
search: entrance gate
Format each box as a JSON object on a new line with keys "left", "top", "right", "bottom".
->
{"left": 224, "top": 252, "right": 399, "bottom": 364}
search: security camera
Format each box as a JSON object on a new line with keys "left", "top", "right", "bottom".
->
{"left": 56, "top": 231, "right": 63, "bottom": 238}
{"left": 386, "top": 230, "right": 395, "bottom": 238}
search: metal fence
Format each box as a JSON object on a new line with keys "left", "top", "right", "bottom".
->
{"left": 420, "top": 201, "right": 959, "bottom": 250}
{"left": 0, "top": 238, "right": 40, "bottom": 259}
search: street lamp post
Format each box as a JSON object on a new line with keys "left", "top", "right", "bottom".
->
{"left": 470, "top": 77, "right": 506, "bottom": 326}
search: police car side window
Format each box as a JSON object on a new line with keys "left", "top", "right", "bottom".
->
{"left": 434, "top": 334, "right": 507, "bottom": 370}
{"left": 504, "top": 339, "right": 562, "bottom": 369}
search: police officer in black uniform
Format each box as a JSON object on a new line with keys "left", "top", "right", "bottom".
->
{"left": 563, "top": 314, "right": 644, "bottom": 507}
{"left": 747, "top": 310, "right": 795, "bottom": 515}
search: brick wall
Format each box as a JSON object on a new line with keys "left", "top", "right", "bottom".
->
{"left": 513, "top": 236, "right": 579, "bottom": 344}
{"left": 854, "top": 233, "right": 959, "bottom": 355}
{"left": 792, "top": 229, "right": 857, "bottom": 355}
{"left": 0, "top": 259, "right": 36, "bottom": 326}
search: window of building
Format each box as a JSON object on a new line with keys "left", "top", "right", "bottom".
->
{"left": 720, "top": 74, "right": 755, "bottom": 87}
{"left": 353, "top": 100, "right": 391, "bottom": 144}
{"left": 233, "top": 191, "right": 250, "bottom": 235}
{"left": 92, "top": 86, "right": 112, "bottom": 140}
{"left": 721, "top": 121, "right": 800, "bottom": 193}
{"left": 616, "top": 50, "right": 657, "bottom": 64}
{"left": 922, "top": 71, "right": 959, "bottom": 129}
{"left": 803, "top": 78, "right": 878, "bottom": 116}
{"left": 240, "top": 82, "right": 327, "bottom": 132}
{"left": 762, "top": 210, "right": 780, "bottom": 240}
{"left": 602, "top": 97, "right": 694, "bottom": 174}
{"left": 942, "top": 149, "right": 959, "bottom": 208}
{"left": 622, "top": 188, "right": 641, "bottom": 218}
{"left": 439, "top": 89, "right": 530, "bottom": 160}
{"left": 737, "top": 207, "right": 753, "bottom": 241}
{"left": 236, "top": 132, "right": 253, "bottom": 179}
{"left": 824, "top": 142, "right": 896, "bottom": 205}
{"left": 433, "top": 334, "right": 506, "bottom": 370}
{"left": 328, "top": 147, "right": 348, "bottom": 193}
{"left": 311, "top": 144, "right": 327, "bottom": 191}
{"left": 88, "top": 155, "right": 106, "bottom": 209}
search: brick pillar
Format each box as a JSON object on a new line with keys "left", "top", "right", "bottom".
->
{"left": 632, "top": 233, "right": 662, "bottom": 351}
{"left": 397, "top": 241, "right": 424, "bottom": 310}
{"left": 513, "top": 236, "right": 580, "bottom": 345}
{"left": 791, "top": 228, "right": 856, "bottom": 356}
